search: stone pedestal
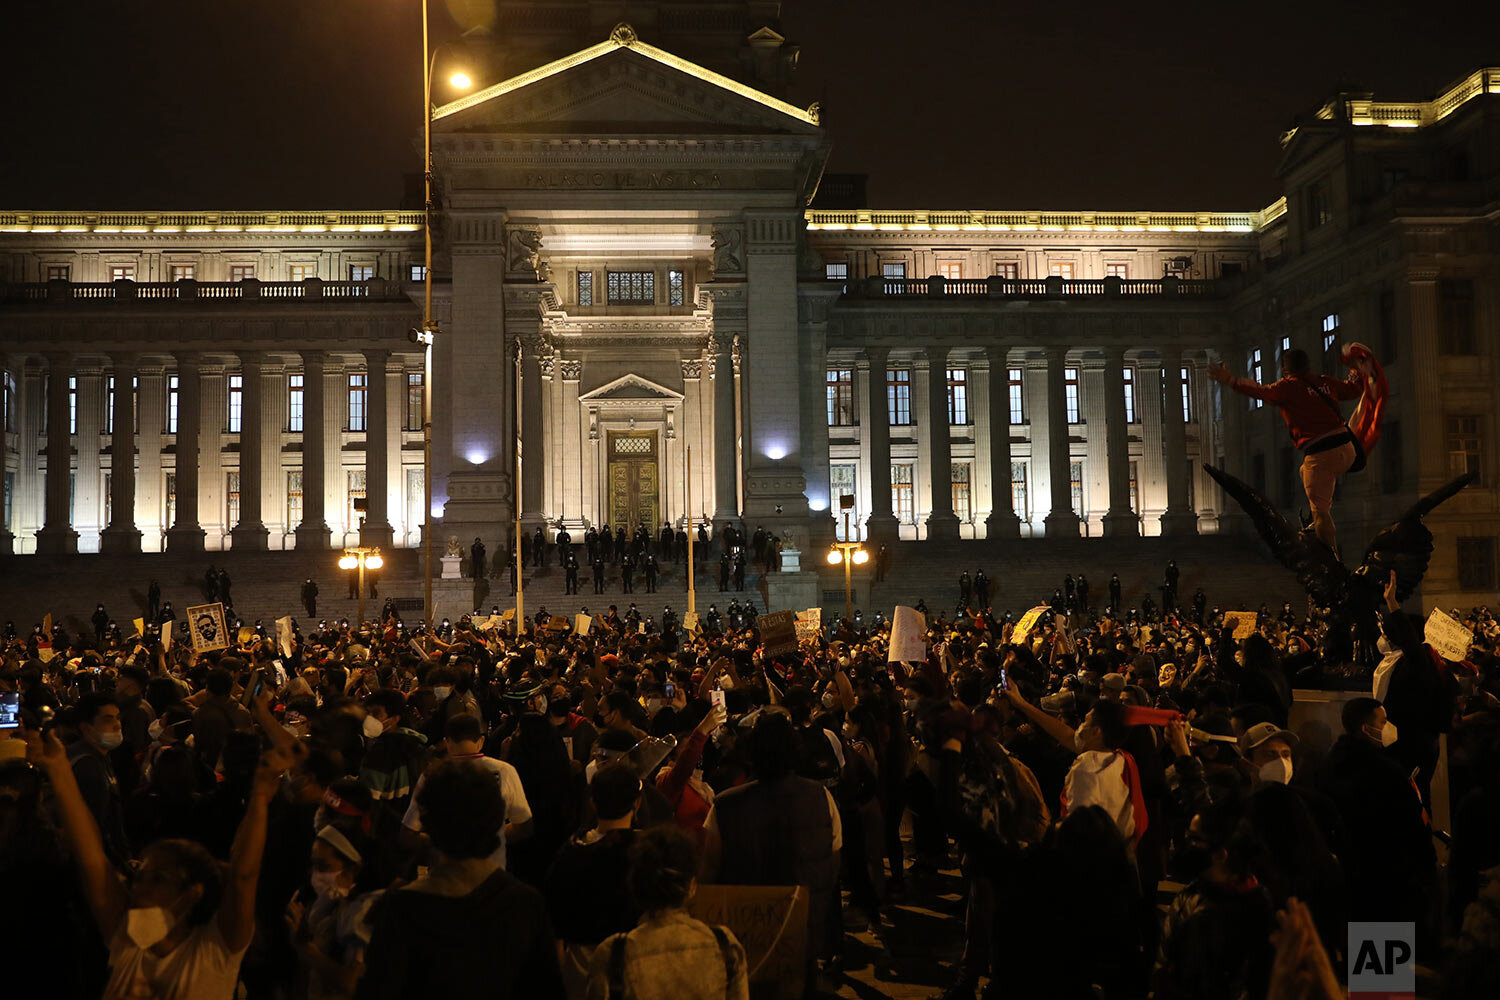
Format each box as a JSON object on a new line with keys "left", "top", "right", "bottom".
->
{"left": 766, "top": 569, "right": 820, "bottom": 615}
{"left": 441, "top": 555, "right": 463, "bottom": 580}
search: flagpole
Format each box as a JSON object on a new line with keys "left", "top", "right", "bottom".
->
{"left": 686, "top": 445, "right": 695, "bottom": 614}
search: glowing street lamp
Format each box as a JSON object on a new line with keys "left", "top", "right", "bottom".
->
{"left": 340, "top": 546, "right": 384, "bottom": 626}
{"left": 827, "top": 495, "right": 867, "bottom": 623}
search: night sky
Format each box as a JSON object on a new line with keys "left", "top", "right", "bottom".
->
{"left": 4, "top": 0, "right": 1498, "bottom": 211}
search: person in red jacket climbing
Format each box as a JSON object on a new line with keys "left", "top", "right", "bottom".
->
{"left": 1208, "top": 344, "right": 1385, "bottom": 552}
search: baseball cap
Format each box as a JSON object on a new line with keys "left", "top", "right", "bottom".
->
{"left": 1239, "top": 721, "right": 1298, "bottom": 755}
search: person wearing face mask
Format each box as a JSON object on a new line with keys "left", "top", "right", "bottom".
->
{"left": 1239, "top": 721, "right": 1298, "bottom": 787}
{"left": 1318, "top": 695, "right": 1436, "bottom": 938}
{"left": 286, "top": 825, "right": 383, "bottom": 1000}
{"left": 67, "top": 691, "right": 132, "bottom": 867}
{"left": 358, "top": 689, "right": 430, "bottom": 830}
{"left": 28, "top": 726, "right": 291, "bottom": 1000}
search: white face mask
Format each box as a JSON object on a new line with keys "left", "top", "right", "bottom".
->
{"left": 309, "top": 870, "right": 350, "bottom": 900}
{"left": 821, "top": 691, "right": 839, "bottom": 709}
{"left": 126, "top": 905, "right": 176, "bottom": 950}
{"left": 148, "top": 720, "right": 165, "bottom": 741}
{"left": 1371, "top": 721, "right": 1399, "bottom": 747}
{"left": 432, "top": 686, "right": 453, "bottom": 702}
{"left": 97, "top": 731, "right": 124, "bottom": 751}
{"left": 1258, "top": 757, "right": 1293, "bottom": 785}
{"left": 1074, "top": 724, "right": 1099, "bottom": 754}
{"left": 362, "top": 715, "right": 384, "bottom": 740}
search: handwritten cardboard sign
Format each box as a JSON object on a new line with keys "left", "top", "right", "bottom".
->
{"left": 186, "top": 603, "right": 229, "bottom": 653}
{"left": 1425, "top": 608, "right": 1473, "bottom": 662}
{"left": 1010, "top": 605, "right": 1049, "bottom": 646}
{"left": 1224, "top": 611, "right": 1257, "bottom": 641}
{"left": 275, "top": 616, "right": 295, "bottom": 658}
{"left": 689, "top": 885, "right": 809, "bottom": 1000}
{"left": 758, "top": 610, "right": 799, "bottom": 658}
{"left": 887, "top": 605, "right": 927, "bottom": 663}
{"left": 794, "top": 607, "right": 822, "bottom": 642}
{"left": 575, "top": 613, "right": 592, "bottom": 636}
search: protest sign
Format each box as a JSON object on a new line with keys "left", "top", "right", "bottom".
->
{"left": 132, "top": 617, "right": 146, "bottom": 639}
{"left": 275, "top": 616, "right": 295, "bottom": 658}
{"left": 1425, "top": 608, "right": 1473, "bottom": 662}
{"left": 161, "top": 621, "right": 172, "bottom": 652}
{"left": 575, "top": 613, "right": 592, "bottom": 636}
{"left": 689, "top": 885, "right": 809, "bottom": 1000}
{"left": 547, "top": 615, "right": 570, "bottom": 633}
{"left": 794, "top": 607, "right": 822, "bottom": 642}
{"left": 682, "top": 611, "right": 699, "bottom": 635}
{"left": 237, "top": 626, "right": 255, "bottom": 645}
{"left": 1010, "top": 605, "right": 1049, "bottom": 646}
{"left": 887, "top": 605, "right": 927, "bottom": 663}
{"left": 42, "top": 613, "right": 52, "bottom": 639}
{"left": 1224, "top": 611, "right": 1257, "bottom": 640}
{"left": 758, "top": 610, "right": 798, "bottom": 658}
{"left": 186, "top": 603, "right": 230, "bottom": 653}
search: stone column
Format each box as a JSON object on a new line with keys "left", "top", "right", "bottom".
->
{"left": 360, "top": 348, "right": 394, "bottom": 547}
{"left": 1159, "top": 346, "right": 1199, "bottom": 535}
{"left": 231, "top": 353, "right": 270, "bottom": 549}
{"left": 923, "top": 346, "right": 960, "bottom": 539}
{"left": 681, "top": 359, "right": 703, "bottom": 523}
{"left": 100, "top": 352, "right": 142, "bottom": 553}
{"left": 166, "top": 353, "right": 206, "bottom": 551}
{"left": 710, "top": 332, "right": 740, "bottom": 524}
{"left": 36, "top": 354, "right": 77, "bottom": 553}
{"left": 800, "top": 293, "right": 837, "bottom": 546}
{"left": 517, "top": 334, "right": 546, "bottom": 534}
{"left": 0, "top": 354, "right": 14, "bottom": 555}
{"left": 1042, "top": 346, "right": 1081, "bottom": 537}
{"left": 1407, "top": 273, "right": 1446, "bottom": 492}
{"left": 561, "top": 360, "right": 583, "bottom": 528}
{"left": 75, "top": 365, "right": 104, "bottom": 548}
{"left": 982, "top": 344, "right": 1020, "bottom": 537}
{"left": 1082, "top": 357, "right": 1109, "bottom": 530}
{"left": 1215, "top": 349, "right": 1251, "bottom": 536}
{"left": 864, "top": 346, "right": 898, "bottom": 541}
{"left": 1101, "top": 347, "right": 1139, "bottom": 536}
{"left": 295, "top": 350, "right": 330, "bottom": 549}
{"left": 136, "top": 364, "right": 165, "bottom": 548}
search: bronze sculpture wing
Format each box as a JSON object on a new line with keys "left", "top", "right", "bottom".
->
{"left": 1354, "top": 471, "right": 1479, "bottom": 603}
{"left": 1202, "top": 463, "right": 1347, "bottom": 606}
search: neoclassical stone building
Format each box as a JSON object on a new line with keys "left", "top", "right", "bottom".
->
{"left": 1, "top": 4, "right": 1496, "bottom": 608}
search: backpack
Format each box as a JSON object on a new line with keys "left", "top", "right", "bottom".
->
{"left": 608, "top": 925, "right": 737, "bottom": 1000}
{"left": 954, "top": 733, "right": 1042, "bottom": 852}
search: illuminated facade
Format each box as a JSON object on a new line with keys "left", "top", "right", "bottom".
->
{"left": 0, "top": 7, "right": 1496, "bottom": 607}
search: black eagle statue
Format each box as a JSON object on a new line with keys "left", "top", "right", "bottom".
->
{"left": 1203, "top": 463, "right": 1478, "bottom": 670}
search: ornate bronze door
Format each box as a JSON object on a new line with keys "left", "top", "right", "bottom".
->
{"left": 607, "top": 431, "right": 660, "bottom": 532}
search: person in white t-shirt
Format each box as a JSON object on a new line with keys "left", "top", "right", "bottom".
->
{"left": 26, "top": 727, "right": 290, "bottom": 1000}
{"left": 401, "top": 713, "right": 533, "bottom": 868}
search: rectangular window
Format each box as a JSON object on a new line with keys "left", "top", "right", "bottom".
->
{"left": 668, "top": 268, "right": 685, "bottom": 306}
{"left": 68, "top": 376, "right": 77, "bottom": 435}
{"left": 1069, "top": 461, "right": 1084, "bottom": 516}
{"left": 1064, "top": 367, "right": 1080, "bottom": 423}
{"left": 829, "top": 464, "right": 858, "bottom": 540}
{"left": 1220, "top": 260, "right": 1244, "bottom": 278}
{"left": 347, "top": 373, "right": 368, "bottom": 432}
{"left": 937, "top": 261, "right": 963, "bottom": 281}
{"left": 887, "top": 368, "right": 911, "bottom": 425}
{"left": 229, "top": 264, "right": 256, "bottom": 282}
{"left": 405, "top": 372, "right": 424, "bottom": 431}
{"left": 1008, "top": 367, "right": 1025, "bottom": 424}
{"left": 46, "top": 264, "right": 70, "bottom": 281}
{"left": 1104, "top": 263, "right": 1129, "bottom": 279}
{"left": 164, "top": 472, "right": 175, "bottom": 529}
{"left": 408, "top": 264, "right": 427, "bottom": 281}
{"left": 826, "top": 369, "right": 854, "bottom": 427}
{"left": 347, "top": 470, "right": 367, "bottom": 528}
{"left": 225, "top": 374, "right": 243, "bottom": 433}
{"left": 1382, "top": 421, "right": 1403, "bottom": 495}
{"left": 349, "top": 265, "right": 374, "bottom": 281}
{"left": 606, "top": 271, "right": 654, "bottom": 304}
{"left": 286, "top": 471, "right": 303, "bottom": 528}
{"left": 1322, "top": 312, "right": 1341, "bottom": 370}
{"left": 994, "top": 262, "right": 1018, "bottom": 279}
{"left": 1129, "top": 460, "right": 1141, "bottom": 514}
{"left": 3, "top": 471, "right": 12, "bottom": 533}
{"left": 167, "top": 375, "right": 179, "bottom": 433}
{"left": 405, "top": 467, "right": 424, "bottom": 537}
{"left": 106, "top": 376, "right": 115, "bottom": 435}
{"left": 1249, "top": 349, "right": 1264, "bottom": 408}
{"left": 1276, "top": 335, "right": 1291, "bottom": 368}
{"left": 170, "top": 264, "right": 195, "bottom": 281}
{"left": 891, "top": 463, "right": 915, "bottom": 524}
{"left": 1049, "top": 262, "right": 1075, "bottom": 279}
{"left": 952, "top": 462, "right": 972, "bottom": 523}
{"left": 1123, "top": 367, "right": 1137, "bottom": 423}
{"left": 825, "top": 262, "right": 849, "bottom": 281}
{"left": 1163, "top": 367, "right": 1193, "bottom": 422}
{"left": 1457, "top": 537, "right": 1498, "bottom": 591}
{"left": 109, "top": 265, "right": 135, "bottom": 281}
{"left": 1010, "top": 462, "right": 1028, "bottom": 519}
{"left": 882, "top": 261, "right": 906, "bottom": 280}
{"left": 1447, "top": 415, "right": 1482, "bottom": 482}
{"left": 1440, "top": 279, "right": 1476, "bottom": 354}
{"left": 576, "top": 271, "right": 593, "bottom": 306}
{"left": 226, "top": 472, "right": 240, "bottom": 527}
{"left": 1306, "top": 178, "right": 1333, "bottom": 229}
{"left": 287, "top": 374, "right": 304, "bottom": 432}
{"left": 947, "top": 367, "right": 968, "bottom": 425}
{"left": 288, "top": 263, "right": 316, "bottom": 282}
{"left": 2, "top": 370, "right": 16, "bottom": 433}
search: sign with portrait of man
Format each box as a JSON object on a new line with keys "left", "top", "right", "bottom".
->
{"left": 186, "top": 602, "right": 229, "bottom": 653}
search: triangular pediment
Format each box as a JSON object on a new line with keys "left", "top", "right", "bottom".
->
{"left": 433, "top": 24, "right": 821, "bottom": 136}
{"left": 578, "top": 373, "right": 684, "bottom": 404}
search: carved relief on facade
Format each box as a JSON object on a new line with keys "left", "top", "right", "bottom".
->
{"left": 506, "top": 225, "right": 544, "bottom": 278}
{"left": 710, "top": 224, "right": 745, "bottom": 278}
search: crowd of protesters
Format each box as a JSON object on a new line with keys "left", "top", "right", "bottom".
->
{"left": 3, "top": 562, "right": 1499, "bottom": 1000}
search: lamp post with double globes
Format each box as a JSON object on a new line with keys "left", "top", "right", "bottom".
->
{"left": 339, "top": 546, "right": 384, "bottom": 628}
{"left": 826, "top": 494, "right": 868, "bottom": 624}
{"left": 413, "top": 0, "right": 472, "bottom": 629}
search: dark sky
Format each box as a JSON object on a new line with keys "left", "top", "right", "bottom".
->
{"left": 4, "top": 1, "right": 1498, "bottom": 211}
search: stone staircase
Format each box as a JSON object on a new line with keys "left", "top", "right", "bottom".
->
{"left": 2, "top": 535, "right": 1307, "bottom": 638}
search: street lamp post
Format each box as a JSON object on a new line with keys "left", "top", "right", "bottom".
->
{"left": 339, "top": 546, "right": 385, "bottom": 627}
{"left": 414, "top": 0, "right": 471, "bottom": 629}
{"left": 825, "top": 494, "right": 868, "bottom": 623}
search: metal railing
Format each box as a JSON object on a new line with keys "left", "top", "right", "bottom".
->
{"left": 850, "top": 274, "right": 1228, "bottom": 301}
{"left": 0, "top": 277, "right": 413, "bottom": 305}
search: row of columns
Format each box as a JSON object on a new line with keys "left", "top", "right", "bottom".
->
{"left": 850, "top": 344, "right": 1200, "bottom": 540}
{"left": 15, "top": 350, "right": 400, "bottom": 555}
